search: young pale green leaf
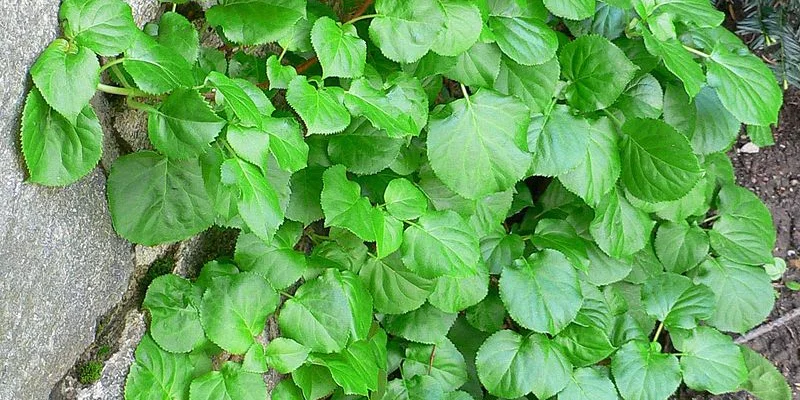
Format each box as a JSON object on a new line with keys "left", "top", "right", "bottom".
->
{"left": 709, "top": 185, "right": 776, "bottom": 266}
{"left": 401, "top": 210, "right": 481, "bottom": 278}
{"left": 200, "top": 272, "right": 278, "bottom": 354}
{"left": 475, "top": 330, "right": 572, "bottom": 399}
{"left": 368, "top": 0, "right": 445, "bottom": 63}
{"left": 671, "top": 327, "right": 747, "bottom": 394}
{"left": 147, "top": 89, "right": 226, "bottom": 159}
{"left": 124, "top": 32, "right": 195, "bottom": 95}
{"left": 494, "top": 56, "right": 560, "bottom": 114}
{"left": 234, "top": 223, "right": 306, "bottom": 290}
{"left": 344, "top": 79, "right": 421, "bottom": 138}
{"left": 59, "top": 0, "right": 138, "bottom": 56}
{"left": 206, "top": 71, "right": 262, "bottom": 128}
{"left": 226, "top": 124, "right": 270, "bottom": 169}
{"left": 21, "top": 88, "right": 103, "bottom": 187}
{"left": 264, "top": 337, "right": 310, "bottom": 374}
{"left": 694, "top": 258, "right": 775, "bottom": 334}
{"left": 649, "top": 0, "right": 725, "bottom": 27}
{"left": 654, "top": 222, "right": 708, "bottom": 274}
{"left": 107, "top": 152, "right": 214, "bottom": 245}
{"left": 311, "top": 17, "right": 366, "bottom": 78}
{"left": 445, "top": 41, "right": 503, "bottom": 87}
{"left": 428, "top": 89, "right": 531, "bottom": 199}
{"left": 292, "top": 364, "right": 337, "bottom": 400}
{"left": 327, "top": 269, "right": 374, "bottom": 342}
{"left": 221, "top": 158, "right": 284, "bottom": 243}
{"left": 590, "top": 187, "right": 655, "bottom": 259}
{"left": 383, "top": 303, "right": 457, "bottom": 344}
{"left": 315, "top": 339, "right": 383, "bottom": 396}
{"left": 544, "top": 0, "right": 596, "bottom": 20}
{"left": 403, "top": 339, "right": 468, "bottom": 391}
{"left": 558, "top": 367, "right": 619, "bottom": 400}
{"left": 384, "top": 178, "right": 428, "bottom": 220}
{"left": 124, "top": 334, "right": 192, "bottom": 400}
{"left": 642, "top": 273, "right": 714, "bottom": 329}
{"left": 620, "top": 118, "right": 703, "bottom": 202}
{"left": 278, "top": 273, "right": 351, "bottom": 353}
{"left": 266, "top": 55, "right": 298, "bottom": 90}
{"left": 287, "top": 76, "right": 350, "bottom": 134}
{"left": 358, "top": 255, "right": 434, "bottom": 314}
{"left": 560, "top": 35, "right": 637, "bottom": 111}
{"left": 431, "top": 0, "right": 482, "bottom": 56}
{"left": 500, "top": 250, "right": 583, "bottom": 335}
{"left": 558, "top": 117, "right": 620, "bottom": 205}
{"left": 205, "top": 0, "right": 306, "bottom": 45}
{"left": 527, "top": 106, "right": 591, "bottom": 177}
{"left": 30, "top": 39, "right": 99, "bottom": 124}
{"left": 157, "top": 12, "right": 199, "bottom": 64}
{"left": 707, "top": 47, "right": 782, "bottom": 125}
{"left": 189, "top": 362, "right": 266, "bottom": 400}
{"left": 272, "top": 380, "right": 304, "bottom": 400}
{"left": 142, "top": 275, "right": 205, "bottom": 354}
{"left": 642, "top": 30, "right": 704, "bottom": 97}
{"left": 488, "top": 15, "right": 557, "bottom": 66}
{"left": 611, "top": 341, "right": 681, "bottom": 400}
{"left": 321, "top": 164, "right": 380, "bottom": 241}
{"left": 374, "top": 210, "right": 404, "bottom": 258}
{"left": 739, "top": 346, "right": 793, "bottom": 400}
{"left": 260, "top": 117, "right": 307, "bottom": 173}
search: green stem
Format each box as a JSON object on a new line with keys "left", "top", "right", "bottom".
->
{"left": 602, "top": 109, "right": 624, "bottom": 127}
{"left": 702, "top": 214, "right": 720, "bottom": 224}
{"left": 99, "top": 57, "right": 125, "bottom": 74}
{"left": 97, "top": 83, "right": 148, "bottom": 97}
{"left": 279, "top": 291, "right": 295, "bottom": 299}
{"left": 682, "top": 45, "right": 711, "bottom": 59}
{"left": 172, "top": 3, "right": 177, "bottom": 12}
{"left": 652, "top": 321, "right": 664, "bottom": 343}
{"left": 111, "top": 65, "right": 133, "bottom": 89}
{"left": 126, "top": 98, "right": 158, "bottom": 113}
{"left": 460, "top": 83, "right": 470, "bottom": 104}
{"left": 344, "top": 13, "right": 379, "bottom": 25}
{"left": 278, "top": 46, "right": 288, "bottom": 62}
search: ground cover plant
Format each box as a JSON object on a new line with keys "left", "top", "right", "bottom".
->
{"left": 20, "top": 0, "right": 794, "bottom": 398}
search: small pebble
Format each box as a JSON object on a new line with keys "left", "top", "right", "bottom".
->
{"left": 739, "top": 142, "right": 761, "bottom": 153}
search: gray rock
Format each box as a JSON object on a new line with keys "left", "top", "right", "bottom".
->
{"left": 0, "top": 0, "right": 158, "bottom": 398}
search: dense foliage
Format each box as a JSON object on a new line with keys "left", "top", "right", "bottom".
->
{"left": 21, "top": 0, "right": 793, "bottom": 399}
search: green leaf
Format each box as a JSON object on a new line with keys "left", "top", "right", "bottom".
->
{"left": 30, "top": 39, "right": 99, "bottom": 124}
{"left": 527, "top": 106, "right": 591, "bottom": 177}
{"left": 590, "top": 187, "right": 654, "bottom": 259}
{"left": 383, "top": 303, "right": 457, "bottom": 344}
{"left": 344, "top": 78, "right": 421, "bottom": 138}
{"left": 327, "top": 269, "right": 374, "bottom": 342}
{"left": 205, "top": 0, "right": 306, "bottom": 45}
{"left": 654, "top": 222, "right": 708, "bottom": 273}
{"left": 321, "top": 164, "right": 380, "bottom": 241}
{"left": 740, "top": 346, "right": 792, "bottom": 400}
{"left": 157, "top": 12, "right": 199, "bottom": 64}
{"left": 278, "top": 273, "right": 351, "bottom": 353}
{"left": 59, "top": 0, "right": 138, "bottom": 56}
{"left": 428, "top": 263, "right": 490, "bottom": 313}
{"left": 403, "top": 338, "right": 468, "bottom": 391}
{"left": 428, "top": 89, "right": 531, "bottom": 199}
{"left": 147, "top": 89, "right": 226, "bottom": 159}
{"left": 642, "top": 30, "right": 704, "bottom": 97}
{"left": 694, "top": 257, "right": 775, "bottom": 334}
{"left": 480, "top": 232, "right": 525, "bottom": 275}
{"left": 234, "top": 223, "right": 306, "bottom": 290}
{"left": 205, "top": 71, "right": 263, "bottom": 128}
{"left": 124, "top": 32, "right": 195, "bottom": 95}
{"left": 554, "top": 324, "right": 616, "bottom": 367}
{"left": 368, "top": 0, "right": 445, "bottom": 63}
{"left": 124, "top": 334, "right": 192, "bottom": 400}
{"left": 559, "top": 367, "right": 619, "bottom": 400}
{"left": 488, "top": 15, "right": 557, "bottom": 66}
{"left": 475, "top": 330, "right": 572, "bottom": 399}
{"left": 263, "top": 117, "right": 308, "bottom": 173}
{"left": 264, "top": 337, "right": 310, "bottom": 374}
{"left": 642, "top": 273, "right": 714, "bottom": 329}
{"left": 707, "top": 47, "right": 782, "bottom": 125}
{"left": 107, "top": 151, "right": 214, "bottom": 245}
{"left": 614, "top": 73, "right": 664, "bottom": 120}
{"left": 445, "top": 42, "right": 503, "bottom": 87}
{"left": 544, "top": 0, "right": 596, "bottom": 20}
{"left": 466, "top": 287, "right": 506, "bottom": 333}
{"left": 401, "top": 210, "right": 481, "bottom": 278}
{"left": 687, "top": 86, "right": 740, "bottom": 154}
{"left": 583, "top": 242, "right": 633, "bottom": 285}
{"left": 494, "top": 56, "right": 560, "bottom": 114}
{"left": 200, "top": 272, "right": 278, "bottom": 354}
{"left": 531, "top": 219, "right": 590, "bottom": 270}
{"left": 672, "top": 326, "right": 747, "bottom": 394}
{"left": 709, "top": 185, "right": 776, "bottom": 266}
{"left": 374, "top": 211, "right": 404, "bottom": 258}
{"left": 21, "top": 87, "right": 103, "bottom": 186}
{"left": 558, "top": 117, "right": 620, "bottom": 205}
{"left": 619, "top": 118, "right": 703, "bottom": 202}
{"left": 747, "top": 124, "right": 775, "bottom": 147}
{"left": 560, "top": 35, "right": 637, "bottom": 111}
{"left": 500, "top": 250, "right": 583, "bottom": 335}
{"left": 311, "top": 17, "right": 366, "bottom": 78}
{"left": 189, "top": 362, "right": 266, "bottom": 400}
{"left": 649, "top": 0, "right": 725, "bottom": 27}
{"left": 142, "top": 275, "right": 205, "bottom": 353}
{"left": 287, "top": 76, "right": 351, "bottom": 134}
{"left": 431, "top": 0, "right": 482, "bottom": 56}
{"left": 611, "top": 341, "right": 681, "bottom": 400}
{"left": 384, "top": 376, "right": 445, "bottom": 400}
{"left": 221, "top": 158, "right": 284, "bottom": 243}
{"left": 226, "top": 124, "right": 270, "bottom": 169}
{"left": 287, "top": 167, "right": 325, "bottom": 225}
{"left": 272, "top": 380, "right": 304, "bottom": 400}
{"left": 358, "top": 255, "right": 434, "bottom": 314}
{"left": 292, "top": 364, "right": 337, "bottom": 400}
{"left": 266, "top": 55, "right": 298, "bottom": 90}
{"left": 316, "top": 339, "right": 383, "bottom": 396}
{"left": 384, "top": 178, "right": 428, "bottom": 220}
